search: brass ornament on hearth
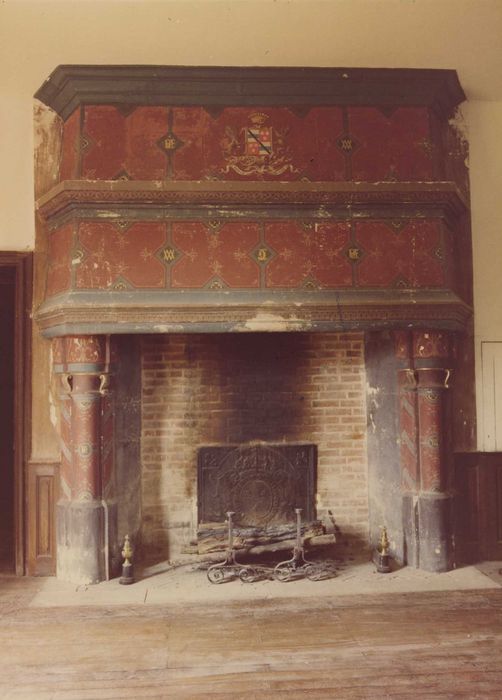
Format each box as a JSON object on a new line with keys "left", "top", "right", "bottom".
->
{"left": 380, "top": 526, "right": 390, "bottom": 556}
{"left": 119, "top": 534, "right": 135, "bottom": 585}
{"left": 374, "top": 525, "right": 392, "bottom": 574}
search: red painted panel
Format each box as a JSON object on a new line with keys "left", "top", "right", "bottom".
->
{"left": 71, "top": 375, "right": 101, "bottom": 500}
{"left": 418, "top": 389, "right": 443, "bottom": 491}
{"left": 46, "top": 223, "right": 73, "bottom": 297}
{"left": 413, "top": 331, "right": 450, "bottom": 359}
{"left": 65, "top": 336, "right": 107, "bottom": 364}
{"left": 76, "top": 221, "right": 166, "bottom": 289}
{"left": 394, "top": 330, "right": 412, "bottom": 359}
{"left": 174, "top": 107, "right": 345, "bottom": 181}
{"left": 82, "top": 106, "right": 126, "bottom": 179}
{"left": 124, "top": 107, "right": 168, "bottom": 179}
{"left": 441, "top": 224, "right": 455, "bottom": 290}
{"left": 75, "top": 105, "right": 441, "bottom": 183}
{"left": 82, "top": 106, "right": 170, "bottom": 180}
{"left": 171, "top": 222, "right": 260, "bottom": 288}
{"left": 171, "top": 107, "right": 213, "bottom": 180}
{"left": 265, "top": 221, "right": 351, "bottom": 288}
{"left": 399, "top": 388, "right": 419, "bottom": 489}
{"left": 356, "top": 220, "right": 444, "bottom": 288}
{"left": 60, "top": 108, "right": 80, "bottom": 180}
{"left": 349, "top": 107, "right": 433, "bottom": 181}
{"left": 307, "top": 107, "right": 346, "bottom": 181}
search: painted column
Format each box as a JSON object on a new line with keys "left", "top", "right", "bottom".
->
{"left": 413, "top": 331, "right": 453, "bottom": 572}
{"left": 52, "top": 335, "right": 115, "bottom": 584}
{"left": 396, "top": 330, "right": 454, "bottom": 572}
{"left": 395, "top": 331, "right": 420, "bottom": 568}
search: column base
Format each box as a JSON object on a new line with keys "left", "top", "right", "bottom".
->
{"left": 403, "top": 492, "right": 454, "bottom": 572}
{"left": 417, "top": 493, "right": 454, "bottom": 572}
{"left": 402, "top": 493, "right": 419, "bottom": 568}
{"left": 57, "top": 499, "right": 117, "bottom": 584}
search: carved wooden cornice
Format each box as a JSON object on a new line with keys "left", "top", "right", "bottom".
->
{"left": 34, "top": 66, "right": 465, "bottom": 121}
{"left": 37, "top": 180, "right": 468, "bottom": 223}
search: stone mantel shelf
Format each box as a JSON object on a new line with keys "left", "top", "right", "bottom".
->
{"left": 36, "top": 288, "right": 472, "bottom": 337}
{"left": 34, "top": 65, "right": 465, "bottom": 121}
{"left": 37, "top": 180, "right": 468, "bottom": 222}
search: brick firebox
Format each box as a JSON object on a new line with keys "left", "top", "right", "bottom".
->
{"left": 33, "top": 66, "right": 475, "bottom": 583}
{"left": 140, "top": 332, "right": 368, "bottom": 562}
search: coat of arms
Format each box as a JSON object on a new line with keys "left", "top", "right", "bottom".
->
{"left": 221, "top": 112, "right": 297, "bottom": 177}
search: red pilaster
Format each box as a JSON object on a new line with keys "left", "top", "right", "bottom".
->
{"left": 70, "top": 373, "right": 104, "bottom": 501}
{"left": 52, "top": 335, "right": 115, "bottom": 583}
{"left": 396, "top": 330, "right": 454, "bottom": 571}
{"left": 416, "top": 368, "right": 450, "bottom": 493}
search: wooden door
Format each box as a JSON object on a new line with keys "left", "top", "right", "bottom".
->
{"left": 455, "top": 452, "right": 502, "bottom": 562}
{"left": 0, "top": 254, "right": 32, "bottom": 575}
{"left": 0, "top": 270, "right": 15, "bottom": 571}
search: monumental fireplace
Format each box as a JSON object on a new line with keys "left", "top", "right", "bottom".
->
{"left": 33, "top": 66, "right": 474, "bottom": 583}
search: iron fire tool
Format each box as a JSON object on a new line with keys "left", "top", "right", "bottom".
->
{"left": 273, "top": 508, "right": 336, "bottom": 581}
{"left": 207, "top": 511, "right": 269, "bottom": 584}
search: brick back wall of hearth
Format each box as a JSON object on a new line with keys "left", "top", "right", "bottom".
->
{"left": 140, "top": 332, "right": 368, "bottom": 562}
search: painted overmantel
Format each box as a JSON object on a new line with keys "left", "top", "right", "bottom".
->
{"left": 34, "top": 66, "right": 471, "bottom": 337}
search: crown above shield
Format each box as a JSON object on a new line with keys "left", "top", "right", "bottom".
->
{"left": 249, "top": 112, "right": 269, "bottom": 126}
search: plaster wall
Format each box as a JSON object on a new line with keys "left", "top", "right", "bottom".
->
{"left": 464, "top": 101, "right": 502, "bottom": 447}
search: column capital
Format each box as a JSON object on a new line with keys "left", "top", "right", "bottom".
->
{"left": 415, "top": 367, "right": 452, "bottom": 390}
{"left": 398, "top": 367, "right": 452, "bottom": 390}
{"left": 59, "top": 372, "right": 111, "bottom": 397}
{"left": 52, "top": 335, "right": 108, "bottom": 374}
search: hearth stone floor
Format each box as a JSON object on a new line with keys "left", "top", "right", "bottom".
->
{"left": 23, "top": 557, "right": 502, "bottom": 608}
{"left": 1, "top": 560, "right": 502, "bottom": 699}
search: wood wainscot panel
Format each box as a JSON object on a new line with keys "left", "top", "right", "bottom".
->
{"left": 27, "top": 461, "right": 59, "bottom": 576}
{"left": 454, "top": 452, "right": 502, "bottom": 563}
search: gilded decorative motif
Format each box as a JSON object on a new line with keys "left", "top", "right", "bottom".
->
{"left": 52, "top": 338, "right": 65, "bottom": 364}
{"left": 221, "top": 112, "right": 298, "bottom": 177}
{"left": 345, "top": 246, "right": 364, "bottom": 262}
{"left": 206, "top": 277, "right": 226, "bottom": 291}
{"left": 111, "top": 277, "right": 131, "bottom": 291}
{"left": 252, "top": 245, "right": 274, "bottom": 265}
{"left": 413, "top": 331, "right": 450, "bottom": 359}
{"left": 423, "top": 389, "right": 440, "bottom": 403}
{"left": 161, "top": 246, "right": 180, "bottom": 264}
{"left": 336, "top": 135, "right": 358, "bottom": 154}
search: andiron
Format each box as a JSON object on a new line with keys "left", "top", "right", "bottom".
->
{"left": 207, "top": 508, "right": 336, "bottom": 584}
{"left": 273, "top": 508, "right": 336, "bottom": 581}
{"left": 206, "top": 512, "right": 271, "bottom": 584}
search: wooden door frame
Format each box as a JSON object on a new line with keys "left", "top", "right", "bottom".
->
{"left": 0, "top": 252, "right": 32, "bottom": 575}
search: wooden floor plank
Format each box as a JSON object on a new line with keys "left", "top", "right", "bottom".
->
{"left": 0, "top": 587, "right": 501, "bottom": 698}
